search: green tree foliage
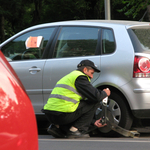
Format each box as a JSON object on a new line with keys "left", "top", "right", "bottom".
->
{"left": 0, "top": 0, "right": 106, "bottom": 42}
{"left": 1, "top": 0, "right": 150, "bottom": 43}
{"left": 0, "top": 0, "right": 31, "bottom": 42}
{"left": 41, "top": 0, "right": 106, "bottom": 22}
{"left": 41, "top": 0, "right": 90, "bottom": 22}
{"left": 118, "top": 0, "right": 150, "bottom": 20}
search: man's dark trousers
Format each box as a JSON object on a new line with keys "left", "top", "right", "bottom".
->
{"left": 43, "top": 100, "right": 100, "bottom": 132}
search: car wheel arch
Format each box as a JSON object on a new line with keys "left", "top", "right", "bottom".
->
{"left": 94, "top": 85, "right": 134, "bottom": 136}
{"left": 97, "top": 85, "right": 132, "bottom": 114}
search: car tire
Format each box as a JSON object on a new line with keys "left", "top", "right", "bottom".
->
{"left": 95, "top": 92, "right": 133, "bottom": 137}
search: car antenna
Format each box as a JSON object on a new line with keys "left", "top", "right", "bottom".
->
{"left": 139, "top": 10, "right": 147, "bottom": 22}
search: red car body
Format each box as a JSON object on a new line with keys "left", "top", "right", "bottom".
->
{"left": 0, "top": 50, "right": 38, "bottom": 150}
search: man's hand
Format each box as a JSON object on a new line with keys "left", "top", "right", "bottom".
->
{"left": 103, "top": 88, "right": 111, "bottom": 96}
{"left": 94, "top": 118, "right": 107, "bottom": 128}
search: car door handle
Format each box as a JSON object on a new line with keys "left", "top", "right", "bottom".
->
{"left": 29, "top": 66, "right": 41, "bottom": 74}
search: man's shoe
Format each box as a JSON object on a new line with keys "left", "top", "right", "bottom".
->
{"left": 47, "top": 124, "right": 66, "bottom": 138}
{"left": 67, "top": 130, "right": 90, "bottom": 139}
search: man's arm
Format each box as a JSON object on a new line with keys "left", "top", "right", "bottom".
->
{"left": 75, "top": 75, "right": 109, "bottom": 103}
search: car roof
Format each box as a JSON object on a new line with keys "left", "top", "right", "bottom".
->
{"left": 31, "top": 20, "right": 150, "bottom": 29}
{"left": 11, "top": 20, "right": 150, "bottom": 34}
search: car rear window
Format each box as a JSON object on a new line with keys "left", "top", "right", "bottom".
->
{"left": 128, "top": 27, "right": 150, "bottom": 53}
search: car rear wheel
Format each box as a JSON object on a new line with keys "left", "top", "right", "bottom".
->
{"left": 95, "top": 92, "right": 133, "bottom": 137}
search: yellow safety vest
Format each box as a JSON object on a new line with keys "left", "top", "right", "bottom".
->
{"left": 44, "top": 70, "right": 90, "bottom": 113}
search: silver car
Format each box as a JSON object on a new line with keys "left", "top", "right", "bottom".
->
{"left": 1, "top": 20, "right": 150, "bottom": 136}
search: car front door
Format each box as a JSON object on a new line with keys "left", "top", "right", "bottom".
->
{"left": 1, "top": 27, "right": 56, "bottom": 113}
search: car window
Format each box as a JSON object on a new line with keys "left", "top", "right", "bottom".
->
{"left": 1, "top": 27, "right": 55, "bottom": 61}
{"left": 102, "top": 28, "right": 115, "bottom": 54}
{"left": 53, "top": 27, "right": 99, "bottom": 58}
{"left": 128, "top": 27, "right": 150, "bottom": 53}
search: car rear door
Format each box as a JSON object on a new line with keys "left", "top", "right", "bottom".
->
{"left": 43, "top": 26, "right": 101, "bottom": 105}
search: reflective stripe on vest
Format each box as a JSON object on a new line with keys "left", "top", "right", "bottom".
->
{"left": 55, "top": 84, "right": 82, "bottom": 97}
{"left": 49, "top": 94, "right": 78, "bottom": 104}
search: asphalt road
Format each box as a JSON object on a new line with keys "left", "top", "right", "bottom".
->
{"left": 38, "top": 134, "right": 150, "bottom": 150}
{"left": 37, "top": 120, "right": 150, "bottom": 150}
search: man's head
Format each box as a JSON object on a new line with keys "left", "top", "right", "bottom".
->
{"left": 77, "top": 59, "right": 100, "bottom": 79}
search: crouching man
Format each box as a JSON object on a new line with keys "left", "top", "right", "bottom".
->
{"left": 42, "top": 59, "right": 110, "bottom": 138}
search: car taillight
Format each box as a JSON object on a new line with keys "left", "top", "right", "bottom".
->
{"left": 133, "top": 56, "right": 150, "bottom": 78}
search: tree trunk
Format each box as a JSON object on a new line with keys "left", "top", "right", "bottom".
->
{"left": 0, "top": 15, "right": 5, "bottom": 43}
{"left": 32, "top": 0, "right": 42, "bottom": 25}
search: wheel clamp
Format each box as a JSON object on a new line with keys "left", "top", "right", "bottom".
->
{"left": 99, "top": 97, "right": 140, "bottom": 138}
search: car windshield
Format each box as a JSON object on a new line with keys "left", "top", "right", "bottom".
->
{"left": 128, "top": 27, "right": 150, "bottom": 53}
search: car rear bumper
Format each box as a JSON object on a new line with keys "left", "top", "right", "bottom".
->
{"left": 121, "top": 79, "right": 150, "bottom": 117}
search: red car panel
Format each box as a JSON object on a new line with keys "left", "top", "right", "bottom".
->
{"left": 0, "top": 51, "right": 38, "bottom": 150}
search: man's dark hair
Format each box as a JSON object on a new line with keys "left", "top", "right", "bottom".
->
{"left": 78, "top": 66, "right": 93, "bottom": 72}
